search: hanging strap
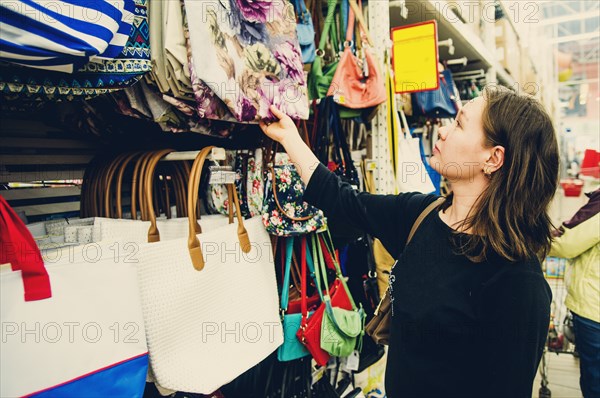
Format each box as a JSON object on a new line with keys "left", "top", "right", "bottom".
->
{"left": 318, "top": 0, "right": 338, "bottom": 52}
{"left": 280, "top": 237, "right": 295, "bottom": 313}
{"left": 321, "top": 230, "right": 358, "bottom": 310}
{"left": 0, "top": 196, "right": 51, "bottom": 301}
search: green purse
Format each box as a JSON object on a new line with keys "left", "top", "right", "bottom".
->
{"left": 308, "top": 0, "right": 339, "bottom": 101}
{"left": 312, "top": 232, "right": 365, "bottom": 357}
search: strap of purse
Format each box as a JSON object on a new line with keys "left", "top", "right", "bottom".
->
{"left": 372, "top": 196, "right": 446, "bottom": 316}
{"left": 318, "top": 0, "right": 338, "bottom": 51}
{"left": 406, "top": 197, "right": 446, "bottom": 245}
{"left": 300, "top": 236, "right": 310, "bottom": 322}
{"left": 321, "top": 230, "right": 358, "bottom": 311}
{"left": 347, "top": 0, "right": 373, "bottom": 47}
{"left": 280, "top": 237, "right": 295, "bottom": 313}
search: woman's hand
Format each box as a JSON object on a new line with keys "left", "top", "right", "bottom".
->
{"left": 259, "top": 106, "right": 299, "bottom": 144}
{"left": 259, "top": 105, "right": 320, "bottom": 185}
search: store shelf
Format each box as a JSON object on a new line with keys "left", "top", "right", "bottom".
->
{"left": 390, "top": 0, "right": 494, "bottom": 70}
{"left": 389, "top": 0, "right": 519, "bottom": 86}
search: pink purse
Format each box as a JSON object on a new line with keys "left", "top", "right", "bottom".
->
{"left": 326, "top": 0, "right": 386, "bottom": 110}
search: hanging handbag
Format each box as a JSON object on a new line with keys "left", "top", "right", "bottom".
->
{"left": 412, "top": 69, "right": 459, "bottom": 118}
{"left": 326, "top": 0, "right": 385, "bottom": 111}
{"left": 297, "top": 233, "right": 356, "bottom": 366}
{"left": 163, "top": 0, "right": 194, "bottom": 100}
{"left": 384, "top": 62, "right": 435, "bottom": 194}
{"left": 318, "top": 232, "right": 365, "bottom": 358}
{"left": 262, "top": 145, "right": 327, "bottom": 236}
{"left": 278, "top": 237, "right": 314, "bottom": 362}
{"left": 0, "top": 196, "right": 149, "bottom": 398}
{"left": 184, "top": 0, "right": 309, "bottom": 122}
{"left": 293, "top": 0, "right": 316, "bottom": 64}
{"left": 318, "top": 97, "right": 360, "bottom": 188}
{"left": 308, "top": 0, "right": 339, "bottom": 100}
{"left": 0, "top": 0, "right": 151, "bottom": 101}
{"left": 134, "top": 146, "right": 282, "bottom": 393}
{"left": 365, "top": 197, "right": 445, "bottom": 345}
{"left": 396, "top": 106, "right": 436, "bottom": 193}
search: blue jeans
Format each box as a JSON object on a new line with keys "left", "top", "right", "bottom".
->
{"left": 572, "top": 312, "right": 600, "bottom": 398}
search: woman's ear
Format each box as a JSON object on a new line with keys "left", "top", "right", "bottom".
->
{"left": 486, "top": 146, "right": 505, "bottom": 172}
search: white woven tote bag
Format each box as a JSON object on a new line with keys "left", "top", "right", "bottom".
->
{"left": 0, "top": 196, "right": 148, "bottom": 398}
{"left": 136, "top": 146, "right": 283, "bottom": 393}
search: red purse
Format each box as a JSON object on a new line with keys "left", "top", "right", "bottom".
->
{"left": 297, "top": 234, "right": 354, "bottom": 366}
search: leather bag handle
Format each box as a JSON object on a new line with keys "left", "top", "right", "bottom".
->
{"left": 268, "top": 166, "right": 314, "bottom": 222}
{"left": 103, "top": 152, "right": 132, "bottom": 218}
{"left": 114, "top": 152, "right": 143, "bottom": 219}
{"left": 187, "top": 147, "right": 251, "bottom": 271}
{"left": 142, "top": 149, "right": 176, "bottom": 242}
{"left": 130, "top": 151, "right": 155, "bottom": 220}
{"left": 407, "top": 197, "right": 446, "bottom": 244}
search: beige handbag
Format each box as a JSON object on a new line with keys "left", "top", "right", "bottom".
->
{"left": 147, "top": 0, "right": 170, "bottom": 93}
{"left": 164, "top": 0, "right": 194, "bottom": 99}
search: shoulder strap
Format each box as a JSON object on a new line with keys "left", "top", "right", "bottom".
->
{"left": 407, "top": 197, "right": 446, "bottom": 245}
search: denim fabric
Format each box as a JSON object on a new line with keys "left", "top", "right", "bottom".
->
{"left": 573, "top": 312, "right": 600, "bottom": 398}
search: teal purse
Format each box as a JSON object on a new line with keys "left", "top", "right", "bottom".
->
{"left": 312, "top": 232, "right": 365, "bottom": 358}
{"left": 278, "top": 237, "right": 315, "bottom": 362}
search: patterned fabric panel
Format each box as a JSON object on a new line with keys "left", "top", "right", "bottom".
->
{"left": 0, "top": 0, "right": 150, "bottom": 101}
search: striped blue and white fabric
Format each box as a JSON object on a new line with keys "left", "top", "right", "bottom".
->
{"left": 0, "top": 0, "right": 134, "bottom": 73}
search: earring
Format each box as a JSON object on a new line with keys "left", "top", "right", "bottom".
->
{"left": 483, "top": 165, "right": 492, "bottom": 177}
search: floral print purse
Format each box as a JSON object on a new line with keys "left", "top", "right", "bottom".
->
{"left": 183, "top": 0, "right": 309, "bottom": 122}
{"left": 262, "top": 153, "right": 326, "bottom": 236}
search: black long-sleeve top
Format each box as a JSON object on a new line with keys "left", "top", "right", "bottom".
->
{"left": 303, "top": 163, "right": 551, "bottom": 398}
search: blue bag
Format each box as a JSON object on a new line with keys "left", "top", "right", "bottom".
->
{"left": 413, "top": 69, "right": 459, "bottom": 118}
{"left": 293, "top": 0, "right": 316, "bottom": 63}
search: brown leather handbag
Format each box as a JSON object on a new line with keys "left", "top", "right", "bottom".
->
{"left": 365, "top": 197, "right": 445, "bottom": 345}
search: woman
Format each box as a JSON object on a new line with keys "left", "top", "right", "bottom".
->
{"left": 550, "top": 189, "right": 599, "bottom": 398}
{"left": 260, "top": 86, "right": 559, "bottom": 398}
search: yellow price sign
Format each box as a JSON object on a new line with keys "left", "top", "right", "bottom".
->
{"left": 391, "top": 20, "right": 439, "bottom": 93}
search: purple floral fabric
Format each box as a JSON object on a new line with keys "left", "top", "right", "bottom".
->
{"left": 184, "top": 0, "right": 309, "bottom": 122}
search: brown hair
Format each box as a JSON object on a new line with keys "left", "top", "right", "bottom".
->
{"left": 445, "top": 86, "right": 560, "bottom": 262}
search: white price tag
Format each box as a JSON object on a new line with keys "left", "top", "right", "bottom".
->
{"left": 345, "top": 350, "right": 360, "bottom": 372}
{"left": 211, "top": 147, "right": 226, "bottom": 161}
{"left": 311, "top": 366, "right": 325, "bottom": 386}
{"left": 209, "top": 170, "right": 236, "bottom": 184}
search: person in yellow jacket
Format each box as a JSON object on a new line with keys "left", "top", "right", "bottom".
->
{"left": 550, "top": 189, "right": 600, "bottom": 398}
